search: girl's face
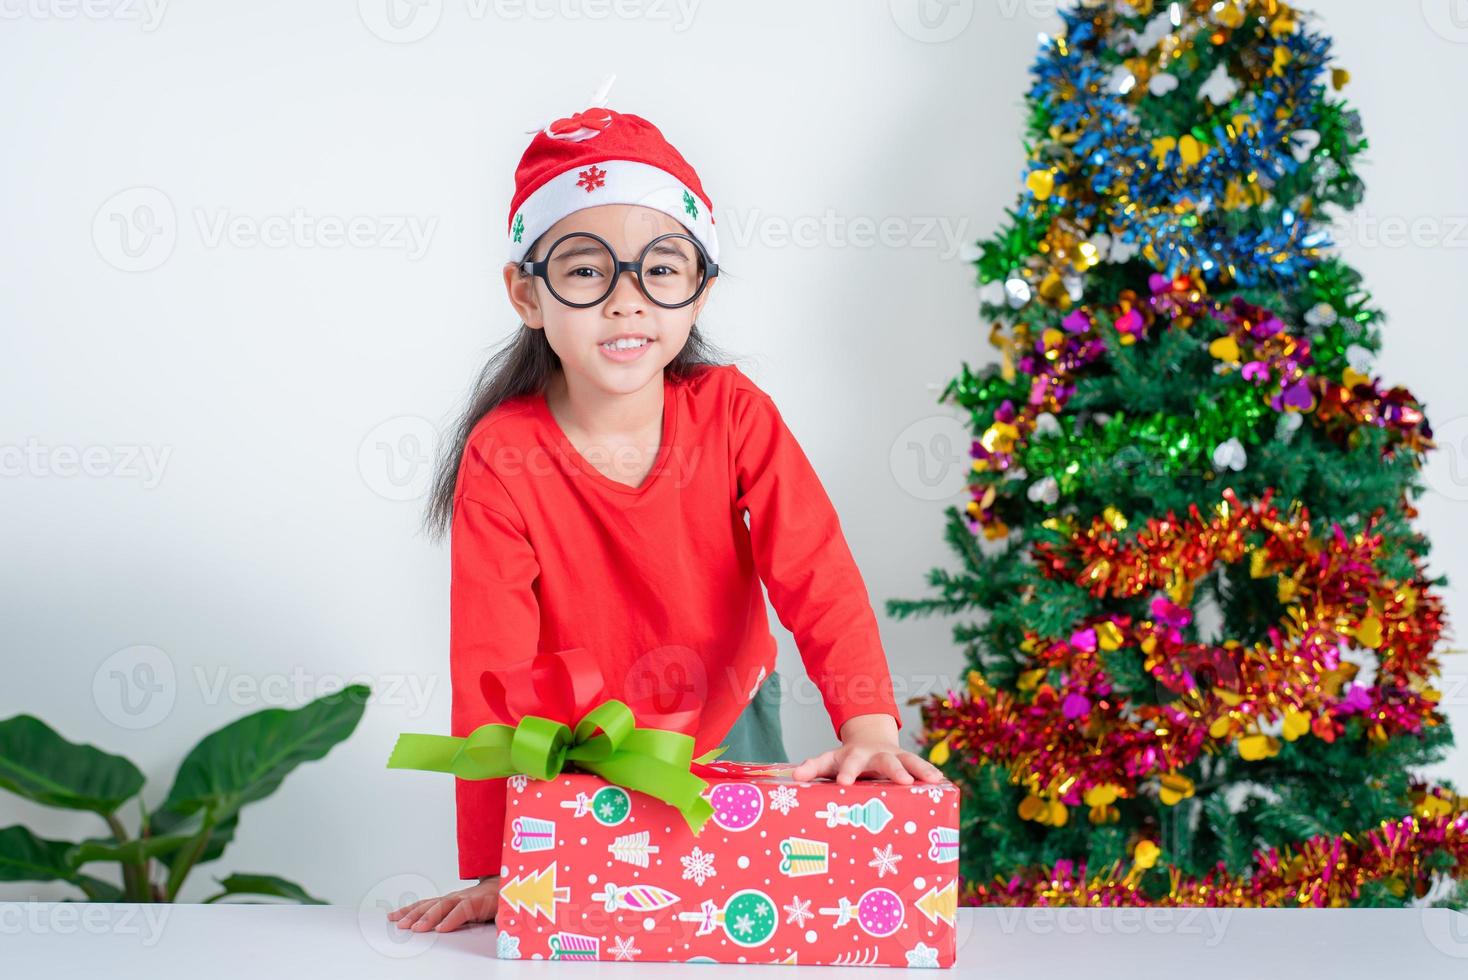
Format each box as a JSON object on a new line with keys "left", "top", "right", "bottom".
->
{"left": 503, "top": 204, "right": 715, "bottom": 396}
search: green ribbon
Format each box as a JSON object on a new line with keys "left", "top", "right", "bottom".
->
{"left": 386, "top": 699, "right": 722, "bottom": 834}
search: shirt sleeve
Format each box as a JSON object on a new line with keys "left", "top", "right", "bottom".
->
{"left": 450, "top": 449, "right": 541, "bottom": 881}
{"left": 729, "top": 371, "right": 903, "bottom": 740}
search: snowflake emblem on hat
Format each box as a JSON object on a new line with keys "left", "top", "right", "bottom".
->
{"left": 545, "top": 106, "right": 614, "bottom": 142}
{"left": 577, "top": 165, "right": 607, "bottom": 193}
{"left": 682, "top": 189, "right": 698, "bottom": 220}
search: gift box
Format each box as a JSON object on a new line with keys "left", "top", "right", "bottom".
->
{"left": 493, "top": 761, "right": 960, "bottom": 968}
{"left": 385, "top": 647, "right": 961, "bottom": 968}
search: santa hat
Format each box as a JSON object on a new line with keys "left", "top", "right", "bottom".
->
{"left": 505, "top": 75, "right": 717, "bottom": 266}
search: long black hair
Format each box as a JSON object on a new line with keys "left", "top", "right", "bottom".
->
{"left": 422, "top": 242, "right": 733, "bottom": 541}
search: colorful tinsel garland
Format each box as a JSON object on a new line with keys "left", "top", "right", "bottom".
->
{"left": 964, "top": 801, "right": 1468, "bottom": 908}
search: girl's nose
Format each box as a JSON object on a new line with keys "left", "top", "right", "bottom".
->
{"left": 603, "top": 266, "right": 650, "bottom": 315}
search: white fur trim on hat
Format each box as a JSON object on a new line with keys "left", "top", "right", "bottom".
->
{"left": 507, "top": 158, "right": 718, "bottom": 266}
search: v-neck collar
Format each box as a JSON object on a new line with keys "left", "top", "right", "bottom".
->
{"left": 533, "top": 374, "right": 677, "bottom": 496}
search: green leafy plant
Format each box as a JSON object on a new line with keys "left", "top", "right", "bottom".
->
{"left": 0, "top": 684, "right": 368, "bottom": 903}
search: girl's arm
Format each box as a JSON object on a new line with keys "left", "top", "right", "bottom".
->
{"left": 449, "top": 461, "right": 541, "bottom": 880}
{"left": 729, "top": 371, "right": 943, "bottom": 786}
{"left": 730, "top": 374, "right": 902, "bottom": 735}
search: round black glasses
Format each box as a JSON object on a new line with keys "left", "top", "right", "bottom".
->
{"left": 518, "top": 231, "right": 718, "bottom": 310}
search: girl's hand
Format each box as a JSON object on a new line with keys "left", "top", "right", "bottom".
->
{"left": 789, "top": 713, "right": 945, "bottom": 785}
{"left": 387, "top": 875, "right": 501, "bottom": 932}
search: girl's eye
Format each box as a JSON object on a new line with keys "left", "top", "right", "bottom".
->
{"left": 569, "top": 266, "right": 602, "bottom": 278}
{"left": 647, "top": 265, "right": 675, "bottom": 277}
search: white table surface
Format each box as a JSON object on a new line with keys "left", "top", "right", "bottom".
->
{"left": 5, "top": 901, "right": 1467, "bottom": 977}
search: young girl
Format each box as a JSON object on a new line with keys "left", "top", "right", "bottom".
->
{"left": 389, "top": 93, "right": 943, "bottom": 935}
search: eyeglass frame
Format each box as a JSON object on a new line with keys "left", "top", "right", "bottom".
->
{"left": 517, "top": 230, "right": 719, "bottom": 310}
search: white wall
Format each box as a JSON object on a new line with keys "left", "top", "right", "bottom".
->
{"left": 3, "top": 1, "right": 1465, "bottom": 909}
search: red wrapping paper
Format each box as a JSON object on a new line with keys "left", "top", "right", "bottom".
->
{"left": 492, "top": 760, "right": 960, "bottom": 967}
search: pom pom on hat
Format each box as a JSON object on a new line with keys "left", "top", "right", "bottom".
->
{"left": 505, "top": 75, "right": 717, "bottom": 266}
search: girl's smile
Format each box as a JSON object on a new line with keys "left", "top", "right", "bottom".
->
{"left": 599, "top": 333, "right": 654, "bottom": 362}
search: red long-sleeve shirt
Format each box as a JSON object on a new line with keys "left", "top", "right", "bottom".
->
{"left": 448, "top": 361, "right": 902, "bottom": 880}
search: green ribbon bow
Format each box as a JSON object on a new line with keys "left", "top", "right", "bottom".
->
{"left": 387, "top": 698, "right": 722, "bottom": 834}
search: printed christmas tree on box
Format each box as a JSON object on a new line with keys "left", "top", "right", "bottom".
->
{"left": 493, "top": 761, "right": 960, "bottom": 968}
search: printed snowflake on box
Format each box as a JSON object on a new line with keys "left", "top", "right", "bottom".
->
{"left": 868, "top": 843, "right": 902, "bottom": 878}
{"left": 906, "top": 942, "right": 940, "bottom": 968}
{"left": 911, "top": 783, "right": 947, "bottom": 804}
{"left": 783, "top": 894, "right": 813, "bottom": 927}
{"left": 680, "top": 844, "right": 717, "bottom": 886}
{"left": 769, "top": 784, "right": 800, "bottom": 815}
{"left": 608, "top": 935, "right": 640, "bottom": 961}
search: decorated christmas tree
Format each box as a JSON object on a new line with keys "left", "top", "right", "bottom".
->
{"left": 889, "top": 0, "right": 1468, "bottom": 907}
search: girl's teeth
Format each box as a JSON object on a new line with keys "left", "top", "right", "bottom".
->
{"left": 603, "top": 338, "right": 648, "bottom": 350}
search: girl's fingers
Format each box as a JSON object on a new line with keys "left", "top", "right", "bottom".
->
{"left": 793, "top": 748, "right": 947, "bottom": 785}
{"left": 411, "top": 899, "right": 451, "bottom": 931}
{"left": 902, "top": 752, "right": 945, "bottom": 782}
{"left": 389, "top": 898, "right": 428, "bottom": 921}
{"left": 880, "top": 752, "right": 914, "bottom": 783}
{"left": 394, "top": 901, "right": 429, "bottom": 928}
{"left": 791, "top": 750, "right": 834, "bottom": 781}
{"left": 435, "top": 899, "right": 473, "bottom": 932}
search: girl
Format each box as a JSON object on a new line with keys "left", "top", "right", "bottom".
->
{"left": 389, "top": 93, "right": 943, "bottom": 935}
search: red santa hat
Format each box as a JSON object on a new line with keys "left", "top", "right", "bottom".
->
{"left": 505, "top": 76, "right": 717, "bottom": 267}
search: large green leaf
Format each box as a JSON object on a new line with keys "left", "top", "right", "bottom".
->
{"left": 69, "top": 831, "right": 197, "bottom": 867}
{"left": 73, "top": 874, "right": 126, "bottom": 902}
{"left": 0, "top": 824, "right": 78, "bottom": 883}
{"left": 147, "top": 806, "right": 239, "bottom": 870}
{"left": 0, "top": 715, "right": 144, "bottom": 814}
{"left": 0, "top": 825, "right": 129, "bottom": 901}
{"left": 201, "top": 872, "right": 326, "bottom": 905}
{"left": 154, "top": 685, "right": 368, "bottom": 826}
